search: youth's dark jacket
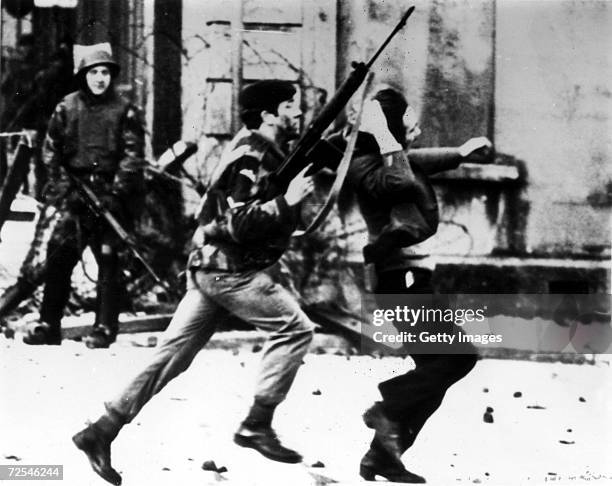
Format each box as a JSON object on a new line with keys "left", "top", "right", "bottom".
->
{"left": 329, "top": 132, "right": 464, "bottom": 272}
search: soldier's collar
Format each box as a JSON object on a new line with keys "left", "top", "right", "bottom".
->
{"left": 247, "top": 128, "right": 286, "bottom": 161}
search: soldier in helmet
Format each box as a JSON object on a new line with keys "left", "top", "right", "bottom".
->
{"left": 23, "top": 43, "right": 145, "bottom": 348}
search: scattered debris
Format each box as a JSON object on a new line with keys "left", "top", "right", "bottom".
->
{"left": 513, "top": 391, "right": 522, "bottom": 398}
{"left": 579, "top": 396, "right": 586, "bottom": 403}
{"left": 162, "top": 467, "right": 170, "bottom": 471}
{"left": 483, "top": 388, "right": 489, "bottom": 393}
{"left": 3, "top": 454, "right": 21, "bottom": 461}
{"left": 202, "top": 460, "right": 227, "bottom": 473}
{"left": 308, "top": 471, "right": 339, "bottom": 485}
{"left": 527, "top": 405, "right": 546, "bottom": 409}
{"left": 567, "top": 428, "right": 572, "bottom": 433}
{"left": 559, "top": 440, "right": 575, "bottom": 445}
{"left": 485, "top": 472, "right": 490, "bottom": 477}
{"left": 473, "top": 480, "right": 482, "bottom": 484}
{"left": 311, "top": 461, "right": 325, "bottom": 468}
{"left": 170, "top": 397, "right": 187, "bottom": 401}
{"left": 548, "top": 472, "right": 557, "bottom": 476}
{"left": 312, "top": 389, "right": 322, "bottom": 396}
{"left": 483, "top": 408, "right": 494, "bottom": 423}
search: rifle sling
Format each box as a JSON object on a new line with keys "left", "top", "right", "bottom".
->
{"left": 293, "top": 73, "right": 373, "bottom": 237}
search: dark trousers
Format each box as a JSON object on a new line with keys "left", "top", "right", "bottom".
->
{"left": 374, "top": 268, "right": 478, "bottom": 452}
{"left": 40, "top": 208, "right": 121, "bottom": 335}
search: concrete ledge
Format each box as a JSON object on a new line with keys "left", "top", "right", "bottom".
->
{"left": 431, "top": 163, "right": 520, "bottom": 183}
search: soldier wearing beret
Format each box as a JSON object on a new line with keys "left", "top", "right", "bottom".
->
{"left": 72, "top": 79, "right": 316, "bottom": 485}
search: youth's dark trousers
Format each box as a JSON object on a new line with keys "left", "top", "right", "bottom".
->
{"left": 373, "top": 268, "right": 478, "bottom": 452}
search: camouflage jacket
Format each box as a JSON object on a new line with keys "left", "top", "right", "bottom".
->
{"left": 42, "top": 89, "right": 145, "bottom": 205}
{"left": 189, "top": 128, "right": 299, "bottom": 272}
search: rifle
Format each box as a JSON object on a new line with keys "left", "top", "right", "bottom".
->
{"left": 262, "top": 6, "right": 416, "bottom": 199}
{"left": 66, "top": 171, "right": 170, "bottom": 292}
{"left": 0, "top": 142, "right": 197, "bottom": 322}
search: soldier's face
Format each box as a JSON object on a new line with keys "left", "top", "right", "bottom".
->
{"left": 86, "top": 65, "right": 112, "bottom": 95}
{"left": 403, "top": 106, "right": 421, "bottom": 146}
{"left": 275, "top": 94, "right": 302, "bottom": 137}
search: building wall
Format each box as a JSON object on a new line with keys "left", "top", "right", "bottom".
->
{"left": 335, "top": 0, "right": 610, "bottom": 262}
{"left": 180, "top": 0, "right": 337, "bottom": 212}
{"left": 495, "top": 0, "right": 611, "bottom": 258}
{"left": 335, "top": 0, "right": 504, "bottom": 262}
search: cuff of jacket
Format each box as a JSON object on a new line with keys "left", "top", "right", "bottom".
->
{"left": 275, "top": 195, "right": 291, "bottom": 218}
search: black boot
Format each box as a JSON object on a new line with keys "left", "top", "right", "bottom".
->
{"left": 72, "top": 420, "right": 122, "bottom": 485}
{"left": 234, "top": 423, "right": 302, "bottom": 463}
{"left": 363, "top": 401, "right": 404, "bottom": 465}
{"left": 359, "top": 446, "right": 425, "bottom": 483}
{"left": 23, "top": 322, "right": 61, "bottom": 345}
{"left": 85, "top": 326, "right": 116, "bottom": 349}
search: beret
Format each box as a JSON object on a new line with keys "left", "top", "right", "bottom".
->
{"left": 239, "top": 79, "right": 296, "bottom": 114}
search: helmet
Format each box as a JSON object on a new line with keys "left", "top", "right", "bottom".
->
{"left": 74, "top": 44, "right": 119, "bottom": 78}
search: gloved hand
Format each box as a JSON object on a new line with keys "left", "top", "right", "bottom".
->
{"left": 359, "top": 99, "right": 403, "bottom": 155}
{"left": 458, "top": 136, "right": 493, "bottom": 163}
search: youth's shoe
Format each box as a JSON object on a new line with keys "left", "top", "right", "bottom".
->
{"left": 359, "top": 447, "right": 425, "bottom": 483}
{"left": 72, "top": 423, "right": 122, "bottom": 485}
{"left": 363, "top": 401, "right": 404, "bottom": 463}
{"left": 234, "top": 424, "right": 302, "bottom": 463}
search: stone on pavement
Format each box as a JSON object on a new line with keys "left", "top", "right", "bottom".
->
{"left": 0, "top": 334, "right": 610, "bottom": 485}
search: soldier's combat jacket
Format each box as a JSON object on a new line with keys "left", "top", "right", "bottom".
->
{"left": 42, "top": 88, "right": 145, "bottom": 206}
{"left": 190, "top": 127, "right": 299, "bottom": 272}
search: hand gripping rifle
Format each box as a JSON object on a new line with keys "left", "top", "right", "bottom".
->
{"left": 261, "top": 6, "right": 416, "bottom": 200}
{"left": 66, "top": 171, "right": 171, "bottom": 293}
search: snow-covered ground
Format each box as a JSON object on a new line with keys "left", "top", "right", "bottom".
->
{"left": 1, "top": 335, "right": 610, "bottom": 486}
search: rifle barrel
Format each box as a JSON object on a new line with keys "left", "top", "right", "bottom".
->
{"left": 366, "top": 6, "right": 415, "bottom": 69}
